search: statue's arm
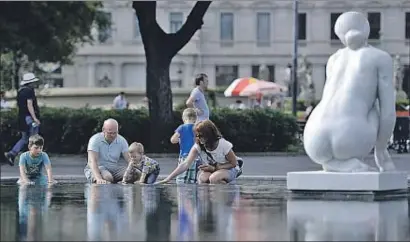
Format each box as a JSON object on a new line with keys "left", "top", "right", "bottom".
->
{"left": 376, "top": 53, "right": 396, "bottom": 149}
{"left": 321, "top": 52, "right": 338, "bottom": 98}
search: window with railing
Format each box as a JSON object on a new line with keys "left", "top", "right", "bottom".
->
{"left": 330, "top": 12, "right": 342, "bottom": 40}
{"left": 251, "top": 65, "right": 275, "bottom": 82}
{"left": 215, "top": 65, "right": 238, "bottom": 86}
{"left": 98, "top": 11, "right": 112, "bottom": 43}
{"left": 256, "top": 12, "right": 271, "bottom": 46}
{"left": 368, "top": 12, "right": 381, "bottom": 40}
{"left": 298, "top": 13, "right": 306, "bottom": 40}
{"left": 220, "top": 12, "right": 234, "bottom": 46}
{"left": 170, "top": 12, "right": 183, "bottom": 33}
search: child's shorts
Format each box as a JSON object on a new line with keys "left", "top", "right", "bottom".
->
{"left": 176, "top": 156, "right": 199, "bottom": 184}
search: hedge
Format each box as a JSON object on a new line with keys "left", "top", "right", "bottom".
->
{"left": 0, "top": 107, "right": 299, "bottom": 154}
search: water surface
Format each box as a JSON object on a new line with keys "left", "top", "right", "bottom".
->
{"left": 0, "top": 184, "right": 408, "bottom": 241}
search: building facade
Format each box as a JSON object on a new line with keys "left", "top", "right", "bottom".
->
{"left": 62, "top": 0, "right": 410, "bottom": 99}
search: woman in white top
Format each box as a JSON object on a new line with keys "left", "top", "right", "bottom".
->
{"left": 156, "top": 120, "right": 240, "bottom": 184}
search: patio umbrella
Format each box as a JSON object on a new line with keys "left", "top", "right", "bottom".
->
{"left": 224, "top": 77, "right": 260, "bottom": 97}
{"left": 239, "top": 80, "right": 287, "bottom": 97}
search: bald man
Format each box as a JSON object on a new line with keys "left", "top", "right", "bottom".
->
{"left": 84, "top": 118, "right": 135, "bottom": 184}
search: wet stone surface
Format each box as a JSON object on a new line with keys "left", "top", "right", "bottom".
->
{"left": 0, "top": 184, "right": 409, "bottom": 241}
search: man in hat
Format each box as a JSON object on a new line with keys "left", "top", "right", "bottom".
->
{"left": 4, "top": 73, "right": 41, "bottom": 166}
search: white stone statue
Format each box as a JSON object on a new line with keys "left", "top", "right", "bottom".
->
{"left": 258, "top": 64, "right": 270, "bottom": 81}
{"left": 98, "top": 73, "right": 112, "bottom": 87}
{"left": 303, "top": 11, "right": 397, "bottom": 172}
{"left": 393, "top": 55, "right": 409, "bottom": 100}
{"left": 297, "top": 55, "right": 315, "bottom": 102}
{"left": 91, "top": 23, "right": 99, "bottom": 43}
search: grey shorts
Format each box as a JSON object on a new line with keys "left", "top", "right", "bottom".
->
{"left": 84, "top": 164, "right": 128, "bottom": 183}
{"left": 198, "top": 167, "right": 238, "bottom": 184}
{"left": 226, "top": 167, "right": 239, "bottom": 183}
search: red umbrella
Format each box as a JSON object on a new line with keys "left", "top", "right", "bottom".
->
{"left": 239, "top": 80, "right": 287, "bottom": 97}
{"left": 224, "top": 77, "right": 260, "bottom": 97}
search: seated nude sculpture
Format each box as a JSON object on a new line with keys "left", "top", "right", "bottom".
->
{"left": 303, "top": 11, "right": 396, "bottom": 172}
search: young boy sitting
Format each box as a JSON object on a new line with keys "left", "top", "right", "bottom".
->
{"left": 18, "top": 134, "right": 57, "bottom": 185}
{"left": 122, "top": 142, "right": 160, "bottom": 184}
{"left": 170, "top": 108, "right": 199, "bottom": 184}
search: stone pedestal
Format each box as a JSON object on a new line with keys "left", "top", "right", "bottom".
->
{"left": 287, "top": 171, "right": 408, "bottom": 191}
{"left": 287, "top": 199, "right": 409, "bottom": 241}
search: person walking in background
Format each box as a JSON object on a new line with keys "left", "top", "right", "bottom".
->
{"left": 170, "top": 108, "right": 200, "bottom": 184}
{"left": 4, "top": 73, "right": 41, "bottom": 166}
{"left": 113, "top": 92, "right": 127, "bottom": 110}
{"left": 186, "top": 73, "right": 210, "bottom": 121}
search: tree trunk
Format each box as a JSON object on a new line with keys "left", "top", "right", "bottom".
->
{"left": 145, "top": 45, "right": 174, "bottom": 151}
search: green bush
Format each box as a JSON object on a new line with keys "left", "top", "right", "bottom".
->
{"left": 0, "top": 107, "right": 299, "bottom": 154}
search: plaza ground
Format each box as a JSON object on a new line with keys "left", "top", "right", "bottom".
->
{"left": 1, "top": 153, "right": 409, "bottom": 178}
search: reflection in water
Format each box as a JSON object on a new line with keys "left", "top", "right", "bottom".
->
{"left": 212, "top": 185, "right": 240, "bottom": 240}
{"left": 287, "top": 199, "right": 410, "bottom": 241}
{"left": 18, "top": 185, "right": 52, "bottom": 241}
{"left": 0, "top": 184, "right": 408, "bottom": 241}
{"left": 177, "top": 186, "right": 198, "bottom": 241}
{"left": 143, "top": 186, "right": 172, "bottom": 241}
{"left": 85, "top": 184, "right": 129, "bottom": 241}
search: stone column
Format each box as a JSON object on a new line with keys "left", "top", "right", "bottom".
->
{"left": 184, "top": 61, "right": 194, "bottom": 89}
{"left": 114, "top": 63, "right": 122, "bottom": 87}
{"left": 88, "top": 63, "right": 95, "bottom": 87}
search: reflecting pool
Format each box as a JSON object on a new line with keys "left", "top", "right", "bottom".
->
{"left": 0, "top": 184, "right": 409, "bottom": 241}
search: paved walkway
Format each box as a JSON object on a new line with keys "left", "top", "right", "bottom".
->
{"left": 1, "top": 153, "right": 409, "bottom": 178}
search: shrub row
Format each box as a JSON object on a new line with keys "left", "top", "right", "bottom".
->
{"left": 0, "top": 107, "right": 299, "bottom": 154}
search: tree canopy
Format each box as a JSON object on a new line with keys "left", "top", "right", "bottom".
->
{"left": 0, "top": 1, "right": 110, "bottom": 64}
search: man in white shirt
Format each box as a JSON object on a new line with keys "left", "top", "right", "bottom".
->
{"left": 113, "top": 92, "right": 128, "bottom": 110}
{"left": 186, "top": 73, "right": 210, "bottom": 121}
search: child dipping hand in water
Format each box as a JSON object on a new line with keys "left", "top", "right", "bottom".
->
{"left": 156, "top": 120, "right": 242, "bottom": 185}
{"left": 18, "top": 134, "right": 57, "bottom": 185}
{"left": 122, "top": 142, "right": 160, "bottom": 184}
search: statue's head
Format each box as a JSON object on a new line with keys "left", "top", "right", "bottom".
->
{"left": 334, "top": 11, "right": 370, "bottom": 50}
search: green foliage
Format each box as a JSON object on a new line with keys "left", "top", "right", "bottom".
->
{"left": 0, "top": 1, "right": 110, "bottom": 64}
{"left": 0, "top": 53, "right": 14, "bottom": 90}
{"left": 0, "top": 107, "right": 299, "bottom": 154}
{"left": 282, "top": 99, "right": 410, "bottom": 112}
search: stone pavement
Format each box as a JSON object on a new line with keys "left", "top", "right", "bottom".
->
{"left": 1, "top": 153, "right": 409, "bottom": 178}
